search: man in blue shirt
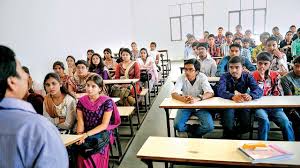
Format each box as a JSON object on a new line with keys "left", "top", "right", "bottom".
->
{"left": 217, "top": 56, "right": 263, "bottom": 139}
{"left": 0, "top": 45, "right": 68, "bottom": 168}
{"left": 216, "top": 43, "right": 256, "bottom": 77}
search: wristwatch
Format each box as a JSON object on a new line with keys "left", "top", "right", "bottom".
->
{"left": 198, "top": 95, "right": 203, "bottom": 101}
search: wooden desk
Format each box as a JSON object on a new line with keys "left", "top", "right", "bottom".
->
{"left": 60, "top": 134, "right": 83, "bottom": 146}
{"left": 160, "top": 96, "right": 300, "bottom": 137}
{"left": 104, "top": 79, "right": 141, "bottom": 127}
{"left": 137, "top": 136, "right": 300, "bottom": 168}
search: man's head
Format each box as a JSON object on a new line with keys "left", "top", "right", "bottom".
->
{"left": 272, "top": 26, "right": 280, "bottom": 35}
{"left": 207, "top": 34, "right": 215, "bottom": 46}
{"left": 256, "top": 52, "right": 272, "bottom": 74}
{"left": 217, "top": 27, "right": 224, "bottom": 35}
{"left": 290, "top": 25, "right": 297, "bottom": 34}
{"left": 0, "top": 46, "right": 28, "bottom": 101}
{"left": 197, "top": 43, "right": 208, "bottom": 59}
{"left": 266, "top": 37, "right": 278, "bottom": 55}
{"left": 233, "top": 37, "right": 243, "bottom": 46}
{"left": 186, "top": 33, "right": 196, "bottom": 45}
{"left": 192, "top": 41, "right": 200, "bottom": 56}
{"left": 229, "top": 43, "right": 241, "bottom": 57}
{"left": 235, "top": 25, "right": 242, "bottom": 33}
{"left": 225, "top": 31, "right": 234, "bottom": 43}
{"left": 150, "top": 42, "right": 157, "bottom": 51}
{"left": 183, "top": 58, "right": 200, "bottom": 81}
{"left": 245, "top": 29, "right": 252, "bottom": 38}
{"left": 228, "top": 56, "right": 243, "bottom": 79}
{"left": 203, "top": 31, "right": 209, "bottom": 38}
{"left": 260, "top": 32, "right": 271, "bottom": 45}
{"left": 293, "top": 56, "right": 300, "bottom": 77}
{"left": 285, "top": 31, "right": 293, "bottom": 41}
{"left": 242, "top": 38, "right": 251, "bottom": 49}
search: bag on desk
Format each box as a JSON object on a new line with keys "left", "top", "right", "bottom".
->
{"left": 110, "top": 85, "right": 135, "bottom": 106}
{"left": 140, "top": 72, "right": 152, "bottom": 83}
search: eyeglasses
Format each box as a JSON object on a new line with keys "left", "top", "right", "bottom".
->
{"left": 184, "top": 68, "right": 196, "bottom": 72}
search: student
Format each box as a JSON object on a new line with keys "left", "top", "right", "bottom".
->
{"left": 244, "top": 29, "right": 256, "bottom": 47}
{"left": 234, "top": 38, "right": 251, "bottom": 62}
{"left": 192, "top": 41, "right": 201, "bottom": 58}
{"left": 149, "top": 42, "right": 160, "bottom": 65}
{"left": 43, "top": 73, "right": 76, "bottom": 131}
{"left": 114, "top": 48, "right": 141, "bottom": 105}
{"left": 137, "top": 48, "right": 158, "bottom": 92}
{"left": 53, "top": 61, "right": 70, "bottom": 88}
{"left": 281, "top": 56, "right": 300, "bottom": 140}
{"left": 89, "top": 53, "right": 109, "bottom": 80}
{"left": 0, "top": 45, "right": 68, "bottom": 167}
{"left": 221, "top": 31, "right": 234, "bottom": 57}
{"left": 184, "top": 33, "right": 197, "bottom": 60}
{"left": 292, "top": 28, "right": 300, "bottom": 57}
{"left": 22, "top": 66, "right": 44, "bottom": 115}
{"left": 172, "top": 58, "right": 214, "bottom": 137}
{"left": 252, "top": 32, "right": 270, "bottom": 62}
{"left": 271, "top": 26, "right": 283, "bottom": 44}
{"left": 197, "top": 42, "right": 217, "bottom": 77}
{"left": 76, "top": 74, "right": 121, "bottom": 168}
{"left": 66, "top": 55, "right": 76, "bottom": 76}
{"left": 280, "top": 31, "right": 293, "bottom": 63}
{"left": 253, "top": 52, "right": 294, "bottom": 141}
{"left": 199, "top": 31, "right": 209, "bottom": 43}
{"left": 116, "top": 47, "right": 124, "bottom": 63}
{"left": 217, "top": 56, "right": 263, "bottom": 139}
{"left": 265, "top": 37, "right": 288, "bottom": 76}
{"left": 207, "top": 34, "right": 221, "bottom": 58}
{"left": 215, "top": 27, "right": 225, "bottom": 47}
{"left": 242, "top": 38, "right": 253, "bottom": 57}
{"left": 234, "top": 24, "right": 244, "bottom": 39}
{"left": 216, "top": 43, "right": 256, "bottom": 77}
{"left": 290, "top": 25, "right": 298, "bottom": 41}
{"left": 103, "top": 48, "right": 117, "bottom": 70}
{"left": 68, "top": 60, "right": 95, "bottom": 98}
{"left": 22, "top": 66, "right": 45, "bottom": 96}
{"left": 131, "top": 42, "right": 140, "bottom": 60}
{"left": 86, "top": 49, "right": 95, "bottom": 65}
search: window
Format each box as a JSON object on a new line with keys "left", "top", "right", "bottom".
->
{"left": 169, "top": 1, "right": 204, "bottom": 41}
{"left": 228, "top": 0, "right": 267, "bottom": 35}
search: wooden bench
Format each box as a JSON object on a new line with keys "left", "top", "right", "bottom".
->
{"left": 118, "top": 106, "right": 135, "bottom": 136}
{"left": 137, "top": 136, "right": 300, "bottom": 168}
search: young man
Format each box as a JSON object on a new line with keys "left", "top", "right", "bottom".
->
{"left": 292, "top": 28, "right": 300, "bottom": 57}
{"left": 199, "top": 31, "right": 209, "bottom": 43}
{"left": 271, "top": 26, "right": 283, "bottom": 44}
{"left": 281, "top": 56, "right": 300, "bottom": 140}
{"left": 216, "top": 43, "right": 256, "bottom": 77}
{"left": 290, "top": 25, "right": 298, "bottom": 41}
{"left": 217, "top": 56, "right": 263, "bottom": 139}
{"left": 184, "top": 33, "right": 197, "bottom": 60}
{"left": 172, "top": 58, "right": 214, "bottom": 137}
{"left": 253, "top": 52, "right": 294, "bottom": 141}
{"left": 207, "top": 34, "right": 221, "bottom": 58}
{"left": 234, "top": 25, "right": 244, "bottom": 39}
{"left": 265, "top": 37, "right": 288, "bottom": 76}
{"left": 252, "top": 32, "right": 270, "bottom": 62}
{"left": 197, "top": 42, "right": 217, "bottom": 77}
{"left": 215, "top": 27, "right": 225, "bottom": 47}
{"left": 0, "top": 45, "right": 68, "bottom": 167}
{"left": 280, "top": 31, "right": 293, "bottom": 63}
{"left": 192, "top": 41, "right": 201, "bottom": 58}
{"left": 234, "top": 38, "right": 251, "bottom": 62}
{"left": 221, "top": 31, "right": 234, "bottom": 57}
{"left": 244, "top": 29, "right": 256, "bottom": 47}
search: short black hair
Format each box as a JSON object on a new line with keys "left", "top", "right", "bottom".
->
{"left": 233, "top": 37, "right": 242, "bottom": 42}
{"left": 218, "top": 27, "right": 223, "bottom": 30}
{"left": 225, "top": 31, "right": 233, "bottom": 37}
{"left": 229, "top": 43, "right": 242, "bottom": 51}
{"left": 75, "top": 60, "right": 89, "bottom": 67}
{"left": 272, "top": 26, "right": 279, "bottom": 31}
{"left": 266, "top": 36, "right": 277, "bottom": 44}
{"left": 22, "top": 66, "right": 30, "bottom": 75}
{"left": 293, "top": 56, "right": 300, "bottom": 64}
{"left": 228, "top": 56, "right": 244, "bottom": 65}
{"left": 66, "top": 55, "right": 75, "bottom": 62}
{"left": 87, "top": 49, "right": 94, "bottom": 54}
{"left": 286, "top": 31, "right": 293, "bottom": 35}
{"left": 184, "top": 58, "right": 201, "bottom": 72}
{"left": 257, "top": 52, "right": 272, "bottom": 62}
{"left": 53, "top": 61, "right": 65, "bottom": 70}
{"left": 290, "top": 25, "right": 296, "bottom": 28}
{"left": 208, "top": 34, "right": 215, "bottom": 39}
{"left": 297, "top": 28, "right": 300, "bottom": 32}
{"left": 242, "top": 38, "right": 251, "bottom": 43}
{"left": 192, "top": 41, "right": 200, "bottom": 48}
{"left": 150, "top": 42, "right": 157, "bottom": 47}
{"left": 120, "top": 48, "right": 133, "bottom": 60}
{"left": 0, "top": 45, "right": 18, "bottom": 101}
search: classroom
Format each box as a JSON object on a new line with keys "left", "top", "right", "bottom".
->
{"left": 1, "top": 0, "right": 300, "bottom": 168}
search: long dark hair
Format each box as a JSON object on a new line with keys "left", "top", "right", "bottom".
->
{"left": 103, "top": 48, "right": 112, "bottom": 60}
{"left": 120, "top": 48, "right": 133, "bottom": 61}
{"left": 43, "top": 73, "right": 75, "bottom": 98}
{"left": 89, "top": 53, "right": 105, "bottom": 73}
{"left": 86, "top": 74, "right": 107, "bottom": 94}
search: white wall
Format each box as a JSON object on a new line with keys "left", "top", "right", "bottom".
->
{"left": 0, "top": 0, "right": 299, "bottom": 82}
{"left": 0, "top": 0, "right": 134, "bottom": 82}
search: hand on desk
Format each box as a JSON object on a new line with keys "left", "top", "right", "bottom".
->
{"left": 232, "top": 91, "right": 252, "bottom": 103}
{"left": 184, "top": 96, "right": 200, "bottom": 104}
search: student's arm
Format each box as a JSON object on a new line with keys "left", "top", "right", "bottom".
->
{"left": 247, "top": 74, "right": 263, "bottom": 99}
{"left": 245, "top": 58, "right": 256, "bottom": 71}
{"left": 171, "top": 76, "right": 189, "bottom": 103}
{"left": 68, "top": 78, "right": 76, "bottom": 95}
{"left": 76, "top": 108, "right": 85, "bottom": 134}
{"left": 57, "top": 98, "right": 76, "bottom": 130}
{"left": 215, "top": 57, "right": 228, "bottom": 77}
{"left": 201, "top": 75, "right": 214, "bottom": 99}
{"left": 280, "top": 76, "right": 293, "bottom": 95}
{"left": 217, "top": 74, "right": 234, "bottom": 99}
{"left": 115, "top": 64, "right": 120, "bottom": 79}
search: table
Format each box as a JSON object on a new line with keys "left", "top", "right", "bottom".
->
{"left": 60, "top": 134, "right": 83, "bottom": 146}
{"left": 171, "top": 76, "right": 220, "bottom": 83}
{"left": 159, "top": 96, "right": 300, "bottom": 137}
{"left": 137, "top": 136, "right": 300, "bottom": 168}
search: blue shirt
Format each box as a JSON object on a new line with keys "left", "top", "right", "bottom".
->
{"left": 217, "top": 72, "right": 263, "bottom": 100}
{"left": 216, "top": 56, "right": 256, "bottom": 77}
{"left": 0, "top": 98, "right": 68, "bottom": 168}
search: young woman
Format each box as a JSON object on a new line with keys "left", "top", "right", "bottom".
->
{"left": 86, "top": 49, "right": 95, "bottom": 65}
{"left": 137, "top": 48, "right": 158, "bottom": 92}
{"left": 76, "top": 74, "right": 121, "bottom": 168}
{"left": 88, "top": 53, "right": 109, "bottom": 80}
{"left": 103, "top": 48, "right": 117, "bottom": 70}
{"left": 68, "top": 60, "right": 95, "bottom": 98}
{"left": 114, "top": 48, "right": 141, "bottom": 105}
{"left": 43, "top": 73, "right": 76, "bottom": 131}
{"left": 66, "top": 55, "right": 76, "bottom": 76}
{"left": 53, "top": 61, "right": 70, "bottom": 88}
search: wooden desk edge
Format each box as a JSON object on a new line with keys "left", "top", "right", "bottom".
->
{"left": 63, "top": 134, "right": 84, "bottom": 147}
